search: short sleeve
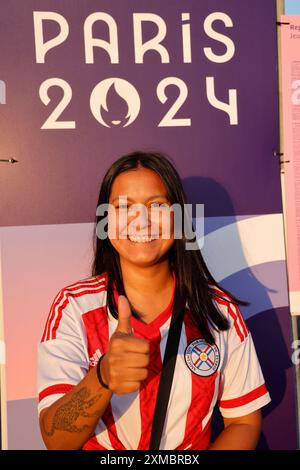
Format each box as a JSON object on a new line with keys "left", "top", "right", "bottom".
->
{"left": 37, "top": 289, "right": 89, "bottom": 415}
{"left": 218, "top": 302, "right": 271, "bottom": 418}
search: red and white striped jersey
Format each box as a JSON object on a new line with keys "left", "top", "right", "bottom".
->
{"left": 38, "top": 272, "right": 271, "bottom": 450}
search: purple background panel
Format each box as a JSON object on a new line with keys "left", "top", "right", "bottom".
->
{"left": 0, "top": 0, "right": 281, "bottom": 226}
{"left": 0, "top": 0, "right": 297, "bottom": 450}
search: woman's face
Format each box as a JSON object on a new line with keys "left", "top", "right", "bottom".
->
{"left": 108, "top": 167, "right": 174, "bottom": 268}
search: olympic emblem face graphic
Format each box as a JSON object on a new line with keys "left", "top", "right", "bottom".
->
{"left": 184, "top": 339, "right": 220, "bottom": 377}
{"left": 90, "top": 78, "right": 140, "bottom": 128}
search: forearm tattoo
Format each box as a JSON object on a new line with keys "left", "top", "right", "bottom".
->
{"left": 42, "top": 387, "right": 103, "bottom": 436}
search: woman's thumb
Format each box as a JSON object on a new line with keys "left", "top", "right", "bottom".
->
{"left": 116, "top": 295, "right": 133, "bottom": 334}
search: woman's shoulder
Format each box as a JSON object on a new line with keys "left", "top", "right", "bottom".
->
{"left": 208, "top": 283, "right": 249, "bottom": 341}
{"left": 208, "top": 283, "right": 235, "bottom": 306}
{"left": 62, "top": 272, "right": 108, "bottom": 291}
{"left": 41, "top": 273, "right": 109, "bottom": 342}
{"left": 55, "top": 272, "right": 109, "bottom": 309}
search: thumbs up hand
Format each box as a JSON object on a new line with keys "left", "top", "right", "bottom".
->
{"left": 99, "top": 295, "right": 150, "bottom": 395}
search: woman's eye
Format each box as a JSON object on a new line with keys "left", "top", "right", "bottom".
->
{"left": 151, "top": 202, "right": 169, "bottom": 209}
{"left": 116, "top": 204, "right": 129, "bottom": 209}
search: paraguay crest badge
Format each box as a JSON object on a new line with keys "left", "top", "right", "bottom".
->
{"left": 184, "top": 338, "right": 220, "bottom": 377}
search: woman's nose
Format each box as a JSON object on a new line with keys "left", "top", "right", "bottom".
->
{"left": 129, "top": 204, "right": 150, "bottom": 232}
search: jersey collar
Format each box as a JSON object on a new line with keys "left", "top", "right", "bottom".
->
{"left": 112, "top": 271, "right": 176, "bottom": 338}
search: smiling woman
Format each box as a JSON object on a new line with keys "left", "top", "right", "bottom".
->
{"left": 109, "top": 168, "right": 174, "bottom": 264}
{"left": 37, "top": 150, "right": 271, "bottom": 450}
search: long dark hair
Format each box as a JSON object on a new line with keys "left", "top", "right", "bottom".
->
{"left": 92, "top": 150, "right": 248, "bottom": 344}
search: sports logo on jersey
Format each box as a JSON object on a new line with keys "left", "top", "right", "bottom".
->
{"left": 184, "top": 339, "right": 220, "bottom": 377}
{"left": 89, "top": 349, "right": 101, "bottom": 367}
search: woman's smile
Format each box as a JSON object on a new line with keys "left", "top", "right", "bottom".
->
{"left": 127, "top": 234, "right": 159, "bottom": 243}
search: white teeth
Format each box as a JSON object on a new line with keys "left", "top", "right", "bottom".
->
{"left": 128, "top": 235, "right": 157, "bottom": 243}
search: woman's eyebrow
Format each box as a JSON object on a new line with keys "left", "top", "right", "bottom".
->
{"left": 110, "top": 195, "right": 169, "bottom": 203}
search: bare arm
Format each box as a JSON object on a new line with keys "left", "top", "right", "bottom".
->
{"left": 209, "top": 410, "right": 262, "bottom": 450}
{"left": 39, "top": 365, "right": 112, "bottom": 450}
{"left": 39, "top": 295, "right": 149, "bottom": 450}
